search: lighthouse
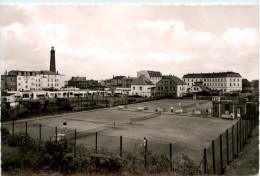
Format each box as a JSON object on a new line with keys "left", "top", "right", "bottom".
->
{"left": 50, "top": 46, "right": 56, "bottom": 73}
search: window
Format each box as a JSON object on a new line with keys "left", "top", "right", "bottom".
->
{"left": 133, "top": 87, "right": 135, "bottom": 90}
{"left": 25, "top": 81, "right": 28, "bottom": 83}
{"left": 237, "top": 79, "right": 239, "bottom": 81}
{"left": 234, "top": 79, "right": 235, "bottom": 82}
{"left": 234, "top": 83, "right": 235, "bottom": 86}
{"left": 25, "top": 85, "right": 28, "bottom": 89}
{"left": 18, "top": 83, "right": 21, "bottom": 86}
{"left": 237, "top": 83, "right": 239, "bottom": 86}
{"left": 139, "top": 87, "right": 142, "bottom": 90}
{"left": 230, "top": 79, "right": 232, "bottom": 81}
{"left": 230, "top": 83, "right": 232, "bottom": 86}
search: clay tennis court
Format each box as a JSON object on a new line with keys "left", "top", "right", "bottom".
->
{"left": 2, "top": 99, "right": 237, "bottom": 165}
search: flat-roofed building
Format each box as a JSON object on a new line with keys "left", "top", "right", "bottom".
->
{"left": 182, "top": 72, "right": 242, "bottom": 92}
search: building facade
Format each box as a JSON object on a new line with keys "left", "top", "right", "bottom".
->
{"left": 68, "top": 76, "right": 101, "bottom": 89}
{"left": 153, "top": 75, "right": 187, "bottom": 98}
{"left": 122, "top": 76, "right": 137, "bottom": 88}
{"left": 8, "top": 70, "right": 65, "bottom": 91}
{"left": 183, "top": 72, "right": 242, "bottom": 92}
{"left": 188, "top": 82, "right": 211, "bottom": 93}
{"left": 130, "top": 75, "right": 155, "bottom": 97}
{"left": 1, "top": 75, "right": 17, "bottom": 91}
{"left": 137, "top": 70, "right": 162, "bottom": 84}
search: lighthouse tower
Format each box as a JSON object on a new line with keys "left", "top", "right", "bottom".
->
{"left": 50, "top": 46, "right": 56, "bottom": 73}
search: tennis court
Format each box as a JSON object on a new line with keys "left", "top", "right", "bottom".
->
{"left": 2, "top": 99, "right": 236, "bottom": 166}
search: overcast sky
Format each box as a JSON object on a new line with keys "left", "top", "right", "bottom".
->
{"left": 0, "top": 5, "right": 258, "bottom": 81}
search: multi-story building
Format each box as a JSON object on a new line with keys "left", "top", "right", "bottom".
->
{"left": 153, "top": 75, "right": 187, "bottom": 98}
{"left": 130, "top": 75, "right": 155, "bottom": 97}
{"left": 68, "top": 76, "right": 101, "bottom": 89}
{"left": 1, "top": 74, "right": 17, "bottom": 91}
{"left": 137, "top": 70, "right": 162, "bottom": 84}
{"left": 110, "top": 76, "right": 126, "bottom": 87}
{"left": 182, "top": 72, "right": 242, "bottom": 92}
{"left": 8, "top": 70, "right": 65, "bottom": 91}
{"left": 122, "top": 76, "right": 137, "bottom": 88}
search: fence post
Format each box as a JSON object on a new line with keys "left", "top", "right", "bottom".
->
{"left": 232, "top": 125, "right": 234, "bottom": 160}
{"left": 12, "top": 119, "right": 15, "bottom": 140}
{"left": 212, "top": 140, "right": 216, "bottom": 175}
{"left": 39, "top": 124, "right": 41, "bottom": 147}
{"left": 144, "top": 138, "right": 147, "bottom": 169}
{"left": 220, "top": 134, "right": 223, "bottom": 175}
{"left": 240, "top": 119, "right": 242, "bottom": 150}
{"left": 95, "top": 132, "right": 98, "bottom": 154}
{"left": 55, "top": 126, "right": 58, "bottom": 142}
{"left": 74, "top": 129, "right": 76, "bottom": 157}
{"left": 203, "top": 148, "right": 207, "bottom": 174}
{"left": 236, "top": 121, "right": 239, "bottom": 154}
{"left": 170, "top": 143, "right": 173, "bottom": 170}
{"left": 120, "top": 136, "right": 122, "bottom": 157}
{"left": 226, "top": 129, "right": 229, "bottom": 165}
{"left": 25, "top": 121, "right": 28, "bottom": 145}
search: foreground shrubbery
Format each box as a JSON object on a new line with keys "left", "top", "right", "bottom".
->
{"left": 1, "top": 127, "right": 201, "bottom": 175}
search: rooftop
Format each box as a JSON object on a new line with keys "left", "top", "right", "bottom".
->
{"left": 132, "top": 75, "right": 154, "bottom": 85}
{"left": 183, "top": 72, "right": 242, "bottom": 78}
{"left": 161, "top": 75, "right": 186, "bottom": 85}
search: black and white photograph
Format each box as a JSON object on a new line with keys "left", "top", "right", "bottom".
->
{"left": 0, "top": 1, "right": 259, "bottom": 175}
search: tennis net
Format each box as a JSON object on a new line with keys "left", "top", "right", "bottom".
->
{"left": 130, "top": 112, "right": 161, "bottom": 124}
{"left": 63, "top": 122, "right": 115, "bottom": 139}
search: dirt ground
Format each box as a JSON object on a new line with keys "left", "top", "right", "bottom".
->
{"left": 225, "top": 126, "right": 259, "bottom": 175}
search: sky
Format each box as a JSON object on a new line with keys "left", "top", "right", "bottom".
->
{"left": 0, "top": 5, "right": 259, "bottom": 81}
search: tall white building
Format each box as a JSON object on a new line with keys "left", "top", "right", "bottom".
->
{"left": 182, "top": 72, "right": 242, "bottom": 92}
{"left": 137, "top": 70, "right": 162, "bottom": 85}
{"left": 8, "top": 70, "right": 65, "bottom": 91}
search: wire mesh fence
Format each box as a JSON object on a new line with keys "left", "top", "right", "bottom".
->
{"left": 203, "top": 116, "right": 258, "bottom": 175}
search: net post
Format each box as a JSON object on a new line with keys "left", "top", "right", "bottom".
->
{"left": 226, "top": 129, "right": 229, "bottom": 165}
{"left": 120, "top": 136, "right": 122, "bottom": 157}
{"left": 95, "top": 132, "right": 98, "bottom": 154}
{"left": 74, "top": 129, "right": 77, "bottom": 157}
{"left": 203, "top": 148, "right": 207, "bottom": 174}
{"left": 212, "top": 140, "right": 216, "bottom": 175}
{"left": 170, "top": 143, "right": 172, "bottom": 170}
{"left": 220, "top": 134, "right": 223, "bottom": 175}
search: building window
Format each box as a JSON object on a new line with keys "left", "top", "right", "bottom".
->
{"left": 230, "top": 83, "right": 232, "bottom": 86}
{"left": 25, "top": 81, "right": 28, "bottom": 83}
{"left": 237, "top": 79, "right": 239, "bottom": 81}
{"left": 25, "top": 85, "right": 28, "bottom": 89}
{"left": 234, "top": 79, "right": 235, "bottom": 82}
{"left": 139, "top": 87, "right": 142, "bottom": 90}
{"left": 234, "top": 83, "right": 235, "bottom": 86}
{"left": 133, "top": 87, "right": 135, "bottom": 90}
{"left": 230, "top": 79, "right": 232, "bottom": 81}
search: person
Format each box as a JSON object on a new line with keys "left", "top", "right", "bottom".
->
{"left": 170, "top": 106, "right": 174, "bottom": 113}
{"left": 63, "top": 119, "right": 67, "bottom": 132}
